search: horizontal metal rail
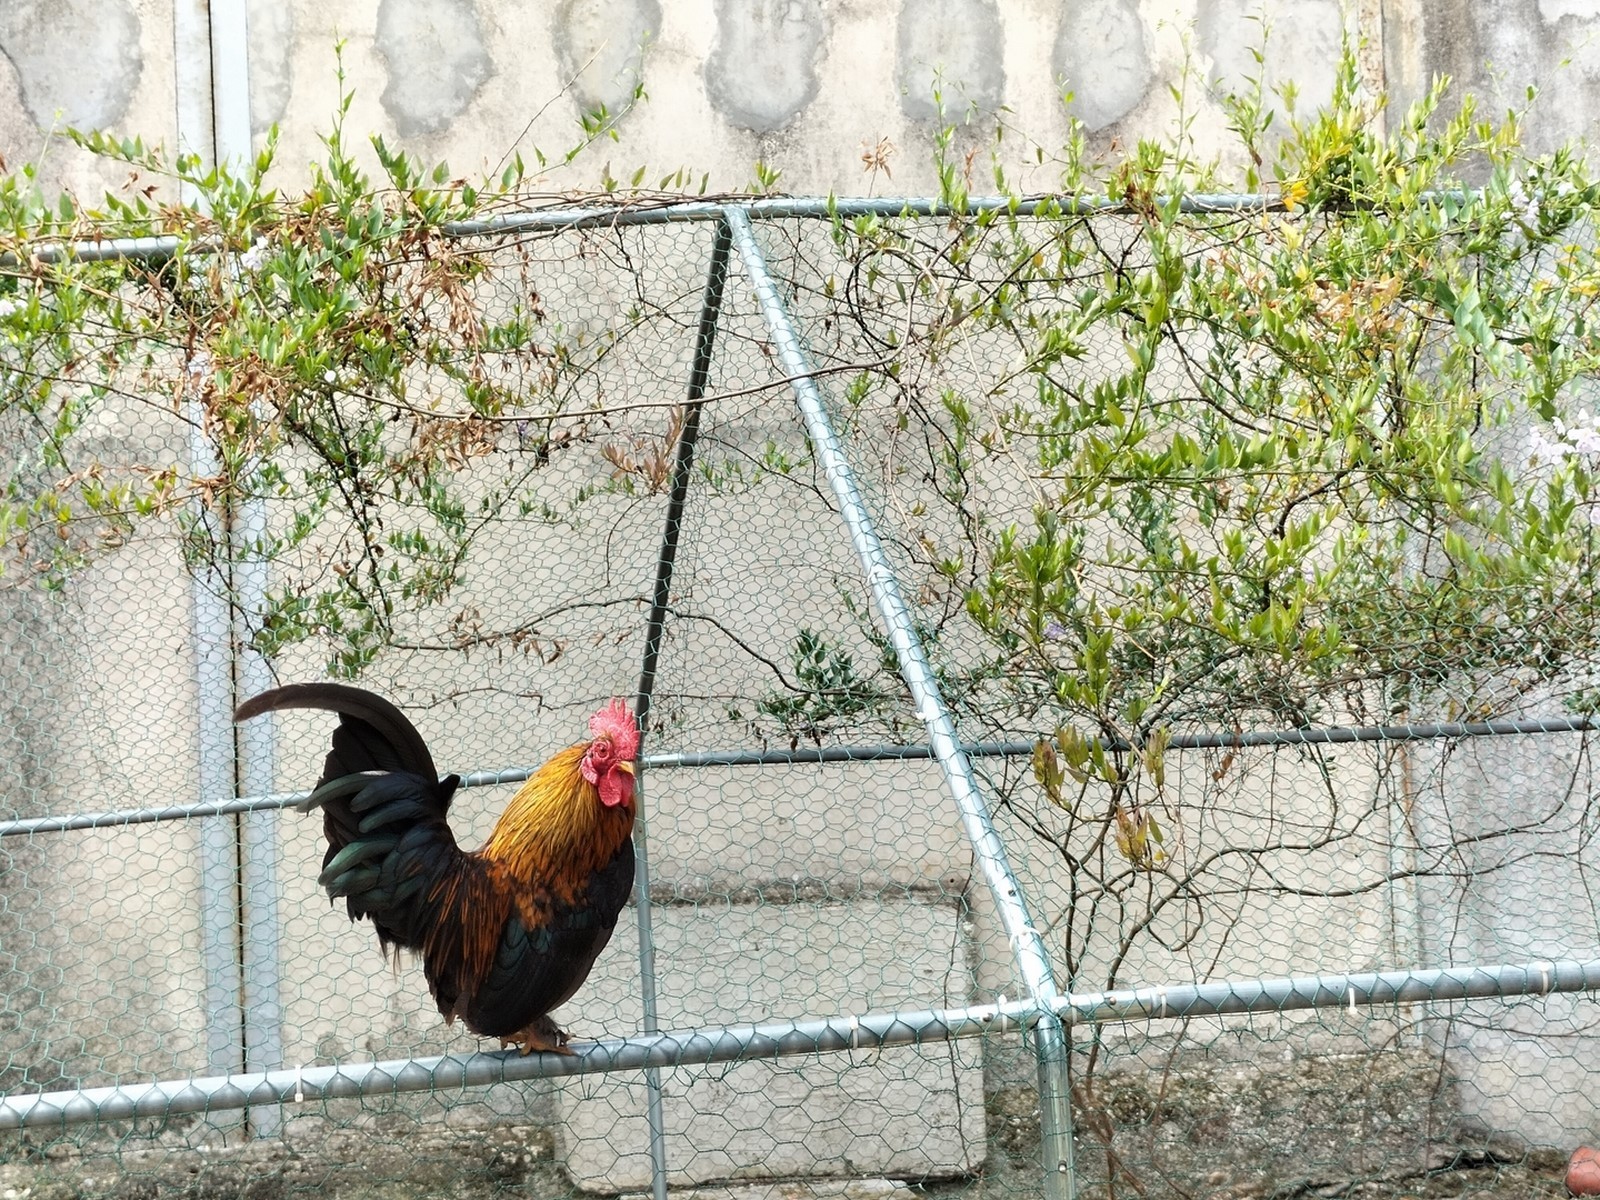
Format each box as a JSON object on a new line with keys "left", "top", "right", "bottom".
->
{"left": 1062, "top": 957, "right": 1600, "bottom": 1023}
{"left": 12, "top": 190, "right": 1500, "bottom": 267}
{"left": 441, "top": 192, "right": 1284, "bottom": 236}
{"left": 0, "top": 792, "right": 318, "bottom": 837}
{"left": 1058, "top": 714, "right": 1600, "bottom": 750}
{"left": 9, "top": 192, "right": 1304, "bottom": 264}
{"left": 5, "top": 715, "right": 1591, "bottom": 839}
{"left": 2, "top": 956, "right": 1594, "bottom": 1131}
{"left": 15, "top": 234, "right": 208, "bottom": 264}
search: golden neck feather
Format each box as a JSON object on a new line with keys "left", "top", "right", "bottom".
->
{"left": 477, "top": 745, "right": 633, "bottom": 889}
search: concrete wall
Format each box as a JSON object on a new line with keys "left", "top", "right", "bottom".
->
{"left": 3, "top": 1, "right": 1599, "bottom": 201}
{"left": 0, "top": 527, "right": 211, "bottom": 1096}
{"left": 1409, "top": 733, "right": 1600, "bottom": 1147}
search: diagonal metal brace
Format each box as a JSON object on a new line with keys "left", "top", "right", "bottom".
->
{"left": 724, "top": 205, "right": 1078, "bottom": 1199}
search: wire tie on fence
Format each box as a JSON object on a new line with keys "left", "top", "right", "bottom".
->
{"left": 996, "top": 994, "right": 1009, "bottom": 1033}
{"left": 1348, "top": 986, "right": 1357, "bottom": 1015}
{"left": 1156, "top": 986, "right": 1168, "bottom": 1019}
{"left": 848, "top": 1014, "right": 860, "bottom": 1050}
{"left": 1541, "top": 963, "right": 1551, "bottom": 994}
{"left": 293, "top": 1064, "right": 304, "bottom": 1104}
{"left": 1007, "top": 925, "right": 1043, "bottom": 952}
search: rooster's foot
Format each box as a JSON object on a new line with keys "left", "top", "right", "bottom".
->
{"left": 501, "top": 1015, "right": 574, "bottom": 1056}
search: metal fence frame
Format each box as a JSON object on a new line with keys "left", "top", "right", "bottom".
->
{"left": 3, "top": 196, "right": 1598, "bottom": 1200}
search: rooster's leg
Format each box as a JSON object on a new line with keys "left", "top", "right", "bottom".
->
{"left": 501, "top": 1014, "right": 575, "bottom": 1057}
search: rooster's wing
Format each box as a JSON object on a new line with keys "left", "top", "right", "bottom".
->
{"left": 454, "top": 838, "right": 635, "bottom": 1038}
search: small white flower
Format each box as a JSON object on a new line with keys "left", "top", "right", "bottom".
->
{"left": 1507, "top": 178, "right": 1541, "bottom": 228}
{"left": 323, "top": 369, "right": 337, "bottom": 385}
{"left": 1570, "top": 426, "right": 1600, "bottom": 457}
{"left": 1529, "top": 428, "right": 1569, "bottom": 467}
{"left": 238, "top": 237, "right": 268, "bottom": 271}
{"left": 0, "top": 296, "right": 19, "bottom": 318}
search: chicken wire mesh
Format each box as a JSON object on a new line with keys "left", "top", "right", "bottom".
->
{"left": 0, "top": 199, "right": 1595, "bottom": 1200}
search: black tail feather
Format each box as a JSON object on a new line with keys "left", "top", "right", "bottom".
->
{"left": 234, "top": 683, "right": 441, "bottom": 783}
{"left": 234, "top": 682, "right": 463, "bottom": 954}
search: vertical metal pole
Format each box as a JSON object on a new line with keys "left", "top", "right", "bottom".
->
{"left": 172, "top": 0, "right": 215, "bottom": 184}
{"left": 1033, "top": 1015, "right": 1079, "bottom": 1191}
{"left": 208, "top": 0, "right": 252, "bottom": 163}
{"left": 177, "top": 0, "right": 246, "bottom": 1135}
{"left": 233, "top": 507, "right": 284, "bottom": 1137}
{"left": 187, "top": 418, "right": 248, "bottom": 1110}
{"left": 207, "top": 2, "right": 286, "bottom": 1136}
{"left": 726, "top": 206, "right": 1076, "bottom": 1200}
{"left": 631, "top": 219, "right": 734, "bottom": 1200}
{"left": 188, "top": 423, "right": 282, "bottom": 1140}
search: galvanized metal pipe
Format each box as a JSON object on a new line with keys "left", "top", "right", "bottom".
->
{"left": 232, "top": 509, "right": 284, "bottom": 1137}
{"left": 726, "top": 207, "right": 1061, "bottom": 999}
{"left": 204, "top": 18, "right": 287, "bottom": 1117}
{"left": 441, "top": 192, "right": 1282, "bottom": 237}
{"left": 0, "top": 1000, "right": 1033, "bottom": 1130}
{"left": 641, "top": 715, "right": 1599, "bottom": 761}
{"left": 11, "top": 190, "right": 1499, "bottom": 268}
{"left": 725, "top": 204, "right": 1076, "bottom": 1199}
{"left": 6, "top": 715, "right": 1593, "bottom": 841}
{"left": 1060, "top": 958, "right": 1600, "bottom": 1023}
{"left": 629, "top": 216, "right": 733, "bottom": 1200}
{"left": 1032, "top": 1013, "right": 1078, "bottom": 1188}
{"left": 9, "top": 192, "right": 1292, "bottom": 265}
{"left": 3, "top": 957, "right": 1594, "bottom": 1132}
{"left": 186, "top": 404, "right": 248, "bottom": 1108}
{"left": 171, "top": 0, "right": 214, "bottom": 212}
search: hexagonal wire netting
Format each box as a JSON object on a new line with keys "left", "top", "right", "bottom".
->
{"left": 0, "top": 200, "right": 1595, "bottom": 1200}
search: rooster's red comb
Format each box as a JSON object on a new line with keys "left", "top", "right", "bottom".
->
{"left": 590, "top": 699, "right": 640, "bottom": 759}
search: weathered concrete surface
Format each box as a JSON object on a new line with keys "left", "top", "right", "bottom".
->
{"left": 0, "top": 0, "right": 177, "bottom": 202}
{"left": 1198, "top": 0, "right": 1347, "bottom": 112}
{"left": 1409, "top": 731, "right": 1600, "bottom": 1147}
{"left": 1388, "top": 0, "right": 1600, "bottom": 153}
{"left": 896, "top": 0, "right": 1005, "bottom": 122}
{"left": 0, "top": 0, "right": 143, "bottom": 130}
{"left": 375, "top": 0, "right": 493, "bottom": 138}
{"left": 555, "top": 897, "right": 986, "bottom": 1191}
{"left": 553, "top": 0, "right": 660, "bottom": 117}
{"left": 4, "top": 2, "right": 1600, "bottom": 201}
{"left": 246, "top": 0, "right": 293, "bottom": 133}
{"left": 703, "top": 0, "right": 826, "bottom": 133}
{"left": 1055, "top": 0, "right": 1154, "bottom": 131}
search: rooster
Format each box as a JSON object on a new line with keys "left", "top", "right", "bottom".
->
{"left": 234, "top": 683, "right": 638, "bottom": 1054}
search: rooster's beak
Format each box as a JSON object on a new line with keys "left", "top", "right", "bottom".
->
{"left": 619, "top": 761, "right": 635, "bottom": 776}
